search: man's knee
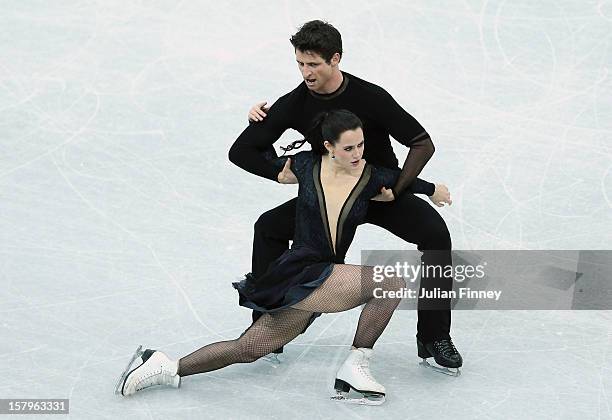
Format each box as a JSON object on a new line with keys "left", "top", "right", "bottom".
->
{"left": 421, "top": 217, "right": 452, "bottom": 250}
{"left": 254, "top": 211, "right": 276, "bottom": 237}
{"left": 254, "top": 206, "right": 294, "bottom": 241}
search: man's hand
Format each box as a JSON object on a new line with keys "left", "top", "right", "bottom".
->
{"left": 277, "top": 158, "right": 298, "bottom": 184}
{"left": 371, "top": 186, "right": 395, "bottom": 202}
{"left": 429, "top": 183, "right": 452, "bottom": 207}
{"left": 248, "top": 101, "right": 270, "bottom": 122}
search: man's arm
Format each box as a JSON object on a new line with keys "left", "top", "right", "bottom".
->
{"left": 228, "top": 95, "right": 294, "bottom": 182}
{"left": 374, "top": 167, "right": 435, "bottom": 197}
{"left": 393, "top": 134, "right": 435, "bottom": 198}
{"left": 373, "top": 166, "right": 452, "bottom": 206}
{"left": 372, "top": 88, "right": 435, "bottom": 197}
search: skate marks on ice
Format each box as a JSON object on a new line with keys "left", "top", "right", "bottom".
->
{"left": 262, "top": 353, "right": 282, "bottom": 367}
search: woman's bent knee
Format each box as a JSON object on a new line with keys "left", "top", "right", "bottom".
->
{"left": 384, "top": 276, "right": 407, "bottom": 292}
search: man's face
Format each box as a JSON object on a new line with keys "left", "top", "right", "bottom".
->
{"left": 295, "top": 49, "right": 339, "bottom": 93}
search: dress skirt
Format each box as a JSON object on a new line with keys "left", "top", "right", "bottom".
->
{"left": 232, "top": 245, "right": 334, "bottom": 313}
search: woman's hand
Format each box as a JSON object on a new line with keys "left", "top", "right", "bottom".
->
{"left": 371, "top": 186, "right": 395, "bottom": 202}
{"left": 248, "top": 101, "right": 270, "bottom": 122}
{"left": 429, "top": 183, "right": 452, "bottom": 207}
{"left": 277, "top": 158, "right": 298, "bottom": 184}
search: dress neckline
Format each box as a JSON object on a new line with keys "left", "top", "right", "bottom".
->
{"left": 312, "top": 156, "right": 371, "bottom": 256}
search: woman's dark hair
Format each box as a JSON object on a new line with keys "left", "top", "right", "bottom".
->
{"left": 289, "top": 20, "right": 343, "bottom": 63}
{"left": 281, "top": 109, "right": 362, "bottom": 155}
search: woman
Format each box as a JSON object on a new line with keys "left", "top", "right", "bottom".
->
{"left": 116, "top": 109, "right": 437, "bottom": 405}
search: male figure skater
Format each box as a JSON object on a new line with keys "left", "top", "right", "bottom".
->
{"left": 229, "top": 20, "right": 462, "bottom": 374}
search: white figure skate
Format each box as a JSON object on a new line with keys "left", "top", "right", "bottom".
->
{"left": 115, "top": 346, "right": 181, "bottom": 396}
{"left": 331, "top": 348, "right": 386, "bottom": 405}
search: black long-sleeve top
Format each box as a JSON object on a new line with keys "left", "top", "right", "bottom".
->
{"left": 229, "top": 71, "right": 435, "bottom": 196}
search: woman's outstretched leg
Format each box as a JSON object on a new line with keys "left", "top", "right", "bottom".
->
{"left": 117, "top": 308, "right": 313, "bottom": 395}
{"left": 178, "top": 308, "right": 313, "bottom": 376}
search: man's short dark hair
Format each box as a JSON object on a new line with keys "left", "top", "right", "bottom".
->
{"left": 289, "top": 20, "right": 343, "bottom": 63}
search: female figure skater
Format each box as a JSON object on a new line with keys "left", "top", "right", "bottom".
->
{"left": 116, "top": 109, "right": 436, "bottom": 405}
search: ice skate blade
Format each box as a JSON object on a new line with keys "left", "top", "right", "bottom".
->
{"left": 114, "top": 345, "right": 143, "bottom": 395}
{"left": 331, "top": 380, "right": 385, "bottom": 406}
{"left": 262, "top": 353, "right": 282, "bottom": 367}
{"left": 419, "top": 358, "right": 461, "bottom": 377}
{"left": 331, "top": 390, "right": 385, "bottom": 406}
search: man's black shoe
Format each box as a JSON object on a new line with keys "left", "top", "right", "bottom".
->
{"left": 417, "top": 338, "right": 462, "bottom": 376}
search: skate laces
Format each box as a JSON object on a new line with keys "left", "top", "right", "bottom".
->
{"left": 357, "top": 357, "right": 377, "bottom": 383}
{"left": 134, "top": 364, "right": 175, "bottom": 391}
{"left": 434, "top": 339, "right": 458, "bottom": 357}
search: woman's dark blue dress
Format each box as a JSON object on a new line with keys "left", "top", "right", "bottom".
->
{"left": 232, "top": 150, "right": 432, "bottom": 313}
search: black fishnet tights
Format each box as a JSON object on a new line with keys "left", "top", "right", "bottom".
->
{"left": 178, "top": 265, "right": 405, "bottom": 377}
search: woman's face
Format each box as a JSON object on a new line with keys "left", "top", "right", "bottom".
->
{"left": 326, "top": 127, "right": 365, "bottom": 169}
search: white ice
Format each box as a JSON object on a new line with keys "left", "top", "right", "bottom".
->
{"left": 0, "top": 1, "right": 611, "bottom": 419}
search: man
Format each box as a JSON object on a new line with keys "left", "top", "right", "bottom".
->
{"left": 229, "top": 20, "right": 462, "bottom": 374}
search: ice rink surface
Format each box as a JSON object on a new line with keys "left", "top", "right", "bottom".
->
{"left": 1, "top": 1, "right": 611, "bottom": 418}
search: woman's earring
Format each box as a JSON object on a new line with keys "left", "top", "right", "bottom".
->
{"left": 331, "top": 153, "right": 335, "bottom": 159}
